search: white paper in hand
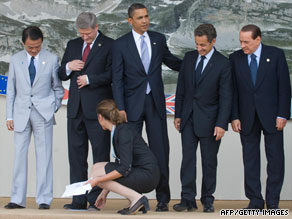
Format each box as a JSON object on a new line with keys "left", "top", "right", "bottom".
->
{"left": 62, "top": 180, "right": 92, "bottom": 198}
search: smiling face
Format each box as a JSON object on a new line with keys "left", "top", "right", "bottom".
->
{"left": 128, "top": 8, "right": 149, "bottom": 35}
{"left": 239, "top": 31, "right": 261, "bottom": 54}
{"left": 195, "top": 35, "right": 215, "bottom": 56}
{"left": 23, "top": 37, "right": 42, "bottom": 57}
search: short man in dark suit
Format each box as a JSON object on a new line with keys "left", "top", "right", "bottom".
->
{"left": 174, "top": 24, "right": 232, "bottom": 213}
{"left": 112, "top": 3, "right": 182, "bottom": 211}
{"left": 58, "top": 12, "right": 113, "bottom": 210}
{"left": 230, "top": 24, "right": 291, "bottom": 210}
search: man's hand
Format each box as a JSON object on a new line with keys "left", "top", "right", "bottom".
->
{"left": 77, "top": 75, "right": 88, "bottom": 88}
{"left": 119, "top": 110, "right": 128, "bottom": 122}
{"left": 231, "top": 119, "right": 241, "bottom": 133}
{"left": 214, "top": 126, "right": 225, "bottom": 141}
{"left": 276, "top": 117, "right": 287, "bottom": 131}
{"left": 68, "top": 60, "right": 85, "bottom": 71}
{"left": 174, "top": 118, "right": 181, "bottom": 131}
{"left": 6, "top": 120, "right": 14, "bottom": 131}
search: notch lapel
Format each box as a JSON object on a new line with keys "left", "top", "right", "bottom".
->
{"left": 255, "top": 45, "right": 268, "bottom": 89}
{"left": 20, "top": 51, "right": 31, "bottom": 86}
{"left": 148, "top": 32, "right": 157, "bottom": 74}
{"left": 239, "top": 52, "right": 255, "bottom": 90}
{"left": 84, "top": 31, "right": 104, "bottom": 67}
{"left": 127, "top": 33, "right": 147, "bottom": 74}
{"left": 33, "top": 50, "right": 45, "bottom": 86}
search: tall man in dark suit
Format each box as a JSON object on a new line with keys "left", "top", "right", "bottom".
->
{"left": 58, "top": 12, "right": 113, "bottom": 210}
{"left": 230, "top": 24, "right": 291, "bottom": 210}
{"left": 112, "top": 3, "right": 182, "bottom": 211}
{"left": 174, "top": 24, "right": 232, "bottom": 213}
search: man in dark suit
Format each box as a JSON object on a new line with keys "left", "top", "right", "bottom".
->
{"left": 174, "top": 24, "right": 232, "bottom": 213}
{"left": 230, "top": 24, "right": 291, "bottom": 210}
{"left": 58, "top": 12, "right": 113, "bottom": 210}
{"left": 112, "top": 3, "right": 181, "bottom": 211}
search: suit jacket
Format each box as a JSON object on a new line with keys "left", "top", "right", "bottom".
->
{"left": 112, "top": 31, "right": 181, "bottom": 121}
{"left": 175, "top": 49, "right": 232, "bottom": 137}
{"left": 58, "top": 31, "right": 113, "bottom": 119}
{"left": 6, "top": 49, "right": 64, "bottom": 132}
{"left": 112, "top": 123, "right": 158, "bottom": 177}
{"left": 230, "top": 44, "right": 291, "bottom": 134}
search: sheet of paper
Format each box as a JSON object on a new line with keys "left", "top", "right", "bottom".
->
{"left": 62, "top": 180, "right": 92, "bottom": 198}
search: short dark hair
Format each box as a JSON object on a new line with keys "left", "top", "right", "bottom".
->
{"left": 194, "top": 24, "right": 217, "bottom": 43}
{"left": 241, "top": 24, "right": 261, "bottom": 39}
{"left": 22, "top": 26, "right": 43, "bottom": 43}
{"left": 128, "top": 3, "right": 147, "bottom": 18}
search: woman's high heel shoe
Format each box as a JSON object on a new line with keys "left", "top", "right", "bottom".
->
{"left": 117, "top": 206, "right": 146, "bottom": 214}
{"left": 121, "top": 196, "right": 150, "bottom": 215}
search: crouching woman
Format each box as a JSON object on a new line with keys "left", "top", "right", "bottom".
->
{"left": 88, "top": 99, "right": 160, "bottom": 215}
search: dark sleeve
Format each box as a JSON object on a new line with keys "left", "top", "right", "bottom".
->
{"left": 215, "top": 59, "right": 233, "bottom": 130}
{"left": 58, "top": 41, "right": 72, "bottom": 81}
{"left": 112, "top": 40, "right": 125, "bottom": 110}
{"left": 174, "top": 53, "right": 187, "bottom": 119}
{"left": 229, "top": 53, "right": 239, "bottom": 121}
{"left": 161, "top": 35, "right": 182, "bottom": 71}
{"left": 87, "top": 40, "right": 113, "bottom": 88}
{"left": 277, "top": 49, "right": 291, "bottom": 119}
{"left": 115, "top": 127, "right": 134, "bottom": 177}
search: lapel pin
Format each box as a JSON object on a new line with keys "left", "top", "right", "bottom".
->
{"left": 153, "top": 42, "right": 156, "bottom": 45}
{"left": 98, "top": 43, "right": 102, "bottom": 47}
{"left": 42, "top": 61, "right": 46, "bottom": 65}
{"left": 21, "top": 61, "right": 24, "bottom": 64}
{"left": 266, "top": 58, "right": 270, "bottom": 62}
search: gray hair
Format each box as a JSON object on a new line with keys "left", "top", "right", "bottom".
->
{"left": 76, "top": 12, "right": 97, "bottom": 29}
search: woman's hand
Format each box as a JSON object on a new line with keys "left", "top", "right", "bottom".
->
{"left": 95, "top": 189, "right": 108, "bottom": 209}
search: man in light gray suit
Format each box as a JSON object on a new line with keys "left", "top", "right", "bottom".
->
{"left": 5, "top": 26, "right": 64, "bottom": 210}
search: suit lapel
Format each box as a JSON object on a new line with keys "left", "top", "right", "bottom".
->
{"left": 239, "top": 52, "right": 255, "bottom": 90}
{"left": 255, "top": 45, "right": 268, "bottom": 89}
{"left": 197, "top": 51, "right": 217, "bottom": 85}
{"left": 127, "top": 32, "right": 146, "bottom": 74}
{"left": 85, "top": 31, "right": 104, "bottom": 67}
{"left": 20, "top": 51, "right": 31, "bottom": 86}
{"left": 148, "top": 31, "right": 157, "bottom": 74}
{"left": 33, "top": 49, "right": 45, "bottom": 86}
{"left": 192, "top": 51, "right": 199, "bottom": 87}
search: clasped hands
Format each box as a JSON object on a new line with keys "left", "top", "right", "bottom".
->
{"left": 68, "top": 60, "right": 88, "bottom": 88}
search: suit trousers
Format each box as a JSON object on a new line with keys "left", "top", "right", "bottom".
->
{"left": 180, "top": 117, "right": 220, "bottom": 205}
{"left": 128, "top": 93, "right": 170, "bottom": 203}
{"left": 240, "top": 113, "right": 284, "bottom": 208}
{"left": 67, "top": 105, "right": 110, "bottom": 206}
{"left": 11, "top": 106, "right": 53, "bottom": 207}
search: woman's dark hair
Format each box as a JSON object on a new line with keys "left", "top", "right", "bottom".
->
{"left": 22, "top": 26, "right": 43, "bottom": 43}
{"left": 97, "top": 99, "right": 126, "bottom": 125}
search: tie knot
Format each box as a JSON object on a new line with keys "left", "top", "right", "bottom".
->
{"left": 251, "top": 53, "right": 256, "bottom": 59}
{"left": 140, "top": 35, "right": 145, "bottom": 40}
{"left": 31, "top": 56, "right": 35, "bottom": 60}
{"left": 201, "top": 56, "right": 206, "bottom": 60}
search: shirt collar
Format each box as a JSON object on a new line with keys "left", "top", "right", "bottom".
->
{"left": 250, "top": 43, "right": 262, "bottom": 58}
{"left": 132, "top": 29, "right": 149, "bottom": 41}
{"left": 26, "top": 51, "right": 40, "bottom": 61}
{"left": 198, "top": 47, "right": 214, "bottom": 61}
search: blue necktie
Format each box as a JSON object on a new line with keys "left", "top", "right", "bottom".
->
{"left": 250, "top": 53, "right": 258, "bottom": 85}
{"left": 28, "top": 56, "right": 36, "bottom": 86}
{"left": 140, "top": 35, "right": 151, "bottom": 94}
{"left": 195, "top": 55, "right": 206, "bottom": 84}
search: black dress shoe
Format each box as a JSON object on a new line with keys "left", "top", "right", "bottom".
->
{"left": 4, "top": 202, "right": 25, "bottom": 209}
{"left": 87, "top": 204, "right": 100, "bottom": 211}
{"left": 173, "top": 199, "right": 197, "bottom": 212}
{"left": 117, "top": 206, "right": 146, "bottom": 214}
{"left": 244, "top": 204, "right": 264, "bottom": 210}
{"left": 156, "top": 202, "right": 168, "bottom": 212}
{"left": 267, "top": 205, "right": 279, "bottom": 209}
{"left": 39, "top": 203, "right": 50, "bottom": 210}
{"left": 121, "top": 196, "right": 150, "bottom": 215}
{"left": 203, "top": 203, "right": 215, "bottom": 213}
{"left": 63, "top": 203, "right": 87, "bottom": 210}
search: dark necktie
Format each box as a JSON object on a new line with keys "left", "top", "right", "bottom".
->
{"left": 249, "top": 53, "right": 258, "bottom": 85}
{"left": 195, "top": 55, "right": 206, "bottom": 84}
{"left": 82, "top": 43, "right": 91, "bottom": 62}
{"left": 28, "top": 56, "right": 36, "bottom": 86}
